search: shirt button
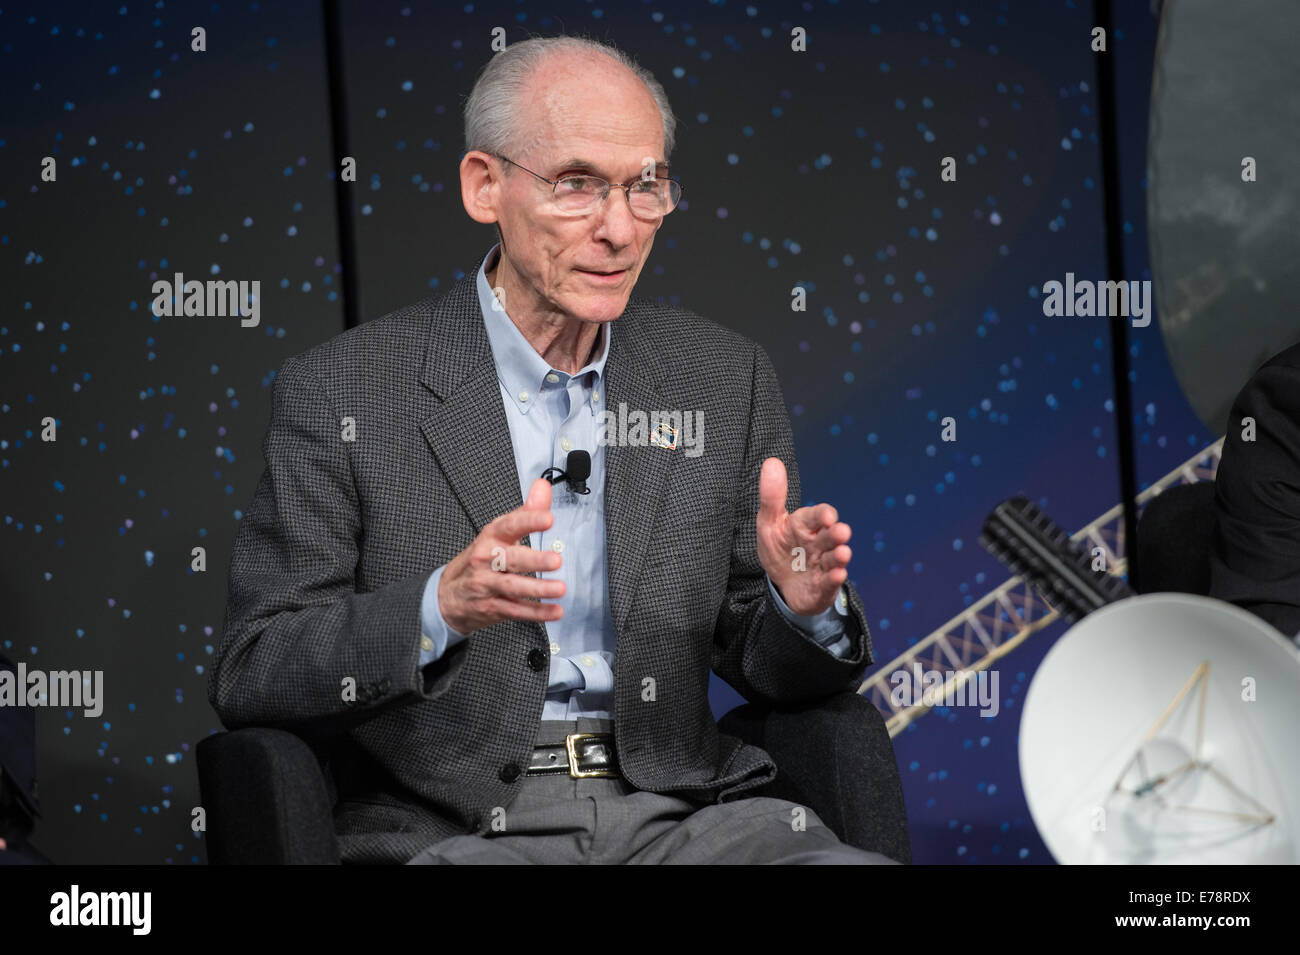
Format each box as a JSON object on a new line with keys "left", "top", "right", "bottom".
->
{"left": 581, "top": 655, "right": 595, "bottom": 667}
{"left": 592, "top": 390, "right": 600, "bottom": 402}
{"left": 527, "top": 648, "right": 547, "bottom": 671}
{"left": 546, "top": 372, "right": 560, "bottom": 383}
{"left": 560, "top": 437, "right": 572, "bottom": 452}
{"left": 420, "top": 635, "right": 434, "bottom": 652}
{"left": 836, "top": 590, "right": 849, "bottom": 613}
{"left": 551, "top": 540, "right": 564, "bottom": 553}
{"left": 550, "top": 642, "right": 561, "bottom": 655}
{"left": 518, "top": 390, "right": 529, "bottom": 403}
{"left": 499, "top": 763, "right": 521, "bottom": 783}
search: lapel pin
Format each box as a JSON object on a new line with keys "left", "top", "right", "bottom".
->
{"left": 649, "top": 422, "right": 679, "bottom": 451}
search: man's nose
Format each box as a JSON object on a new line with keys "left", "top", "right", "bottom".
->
{"left": 593, "top": 186, "right": 639, "bottom": 242}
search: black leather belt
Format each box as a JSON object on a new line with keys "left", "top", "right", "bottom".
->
{"left": 526, "top": 732, "right": 619, "bottom": 777}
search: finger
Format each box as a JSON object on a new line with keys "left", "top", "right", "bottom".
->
{"left": 799, "top": 503, "right": 841, "bottom": 536}
{"left": 790, "top": 505, "right": 817, "bottom": 535}
{"left": 811, "top": 534, "right": 852, "bottom": 569}
{"left": 490, "top": 504, "right": 555, "bottom": 543}
{"left": 486, "top": 573, "right": 566, "bottom": 601}
{"left": 821, "top": 543, "right": 852, "bottom": 569}
{"left": 811, "top": 520, "right": 852, "bottom": 552}
{"left": 522, "top": 477, "right": 553, "bottom": 511}
{"left": 757, "top": 457, "right": 788, "bottom": 525}
{"left": 804, "top": 542, "right": 850, "bottom": 574}
{"left": 487, "top": 596, "right": 565, "bottom": 623}
{"left": 479, "top": 544, "right": 562, "bottom": 574}
{"left": 801, "top": 525, "right": 851, "bottom": 571}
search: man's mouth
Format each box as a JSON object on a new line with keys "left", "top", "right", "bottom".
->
{"left": 577, "top": 267, "right": 628, "bottom": 283}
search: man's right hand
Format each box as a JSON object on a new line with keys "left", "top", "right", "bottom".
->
{"left": 437, "top": 477, "right": 565, "bottom": 636}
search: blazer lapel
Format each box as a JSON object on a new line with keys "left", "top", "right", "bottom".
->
{"left": 418, "top": 272, "right": 526, "bottom": 539}
{"left": 601, "top": 302, "right": 676, "bottom": 635}
{"left": 416, "top": 269, "right": 548, "bottom": 650}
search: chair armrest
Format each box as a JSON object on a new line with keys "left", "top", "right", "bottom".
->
{"left": 718, "top": 690, "right": 911, "bottom": 863}
{"left": 197, "top": 727, "right": 341, "bottom": 865}
{"left": 1136, "top": 481, "right": 1217, "bottom": 596}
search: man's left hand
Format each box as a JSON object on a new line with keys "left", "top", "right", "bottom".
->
{"left": 756, "top": 457, "right": 852, "bottom": 616}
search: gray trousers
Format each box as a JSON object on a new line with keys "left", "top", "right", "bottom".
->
{"left": 407, "top": 717, "right": 898, "bottom": 865}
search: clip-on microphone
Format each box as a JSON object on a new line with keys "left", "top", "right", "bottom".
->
{"left": 541, "top": 450, "right": 591, "bottom": 495}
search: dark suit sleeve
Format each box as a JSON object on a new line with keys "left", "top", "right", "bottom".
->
{"left": 208, "top": 355, "right": 465, "bottom": 735}
{"left": 711, "top": 342, "right": 874, "bottom": 707}
{"left": 1209, "top": 354, "right": 1300, "bottom": 638}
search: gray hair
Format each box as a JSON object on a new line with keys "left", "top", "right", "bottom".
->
{"left": 464, "top": 35, "right": 677, "bottom": 167}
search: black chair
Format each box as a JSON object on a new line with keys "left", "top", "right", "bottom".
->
{"left": 197, "top": 689, "right": 911, "bottom": 865}
{"left": 1135, "top": 482, "right": 1217, "bottom": 596}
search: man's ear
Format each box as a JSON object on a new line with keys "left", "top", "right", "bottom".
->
{"left": 459, "top": 150, "right": 500, "bottom": 227}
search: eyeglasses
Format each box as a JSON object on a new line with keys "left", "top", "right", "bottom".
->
{"left": 494, "top": 154, "right": 683, "bottom": 218}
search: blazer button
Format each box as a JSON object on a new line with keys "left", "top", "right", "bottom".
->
{"left": 527, "top": 648, "right": 547, "bottom": 671}
{"left": 499, "top": 762, "right": 521, "bottom": 783}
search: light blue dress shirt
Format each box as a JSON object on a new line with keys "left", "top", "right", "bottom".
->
{"left": 417, "top": 244, "right": 853, "bottom": 718}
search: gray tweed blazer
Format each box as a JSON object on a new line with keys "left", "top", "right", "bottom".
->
{"left": 209, "top": 249, "right": 874, "bottom": 864}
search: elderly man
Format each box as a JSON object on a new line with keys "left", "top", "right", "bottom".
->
{"left": 210, "top": 35, "right": 896, "bottom": 864}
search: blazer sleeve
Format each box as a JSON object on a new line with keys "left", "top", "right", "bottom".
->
{"left": 710, "top": 342, "right": 874, "bottom": 707}
{"left": 208, "top": 354, "right": 467, "bottom": 735}
{"left": 1209, "top": 353, "right": 1300, "bottom": 637}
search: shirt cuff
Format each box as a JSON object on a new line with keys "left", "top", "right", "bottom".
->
{"left": 419, "top": 564, "right": 471, "bottom": 667}
{"left": 766, "top": 573, "right": 853, "bottom": 658}
{"left": 545, "top": 650, "right": 615, "bottom": 698}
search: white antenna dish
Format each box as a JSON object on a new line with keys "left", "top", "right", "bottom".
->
{"left": 1020, "top": 593, "right": 1300, "bottom": 863}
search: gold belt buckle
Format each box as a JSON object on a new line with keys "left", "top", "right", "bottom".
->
{"left": 565, "top": 732, "right": 617, "bottom": 778}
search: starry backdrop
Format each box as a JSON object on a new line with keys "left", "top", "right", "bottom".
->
{"left": 0, "top": 0, "right": 1216, "bottom": 864}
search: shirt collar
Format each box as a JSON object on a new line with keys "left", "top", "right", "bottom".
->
{"left": 476, "top": 243, "right": 610, "bottom": 415}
